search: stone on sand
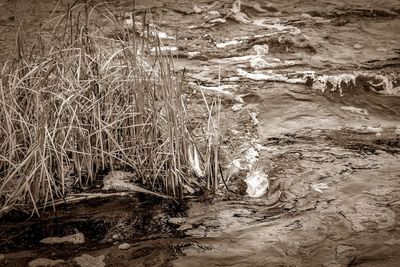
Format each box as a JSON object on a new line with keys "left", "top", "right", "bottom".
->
{"left": 74, "top": 254, "right": 105, "bottom": 267}
{"left": 28, "top": 258, "right": 64, "bottom": 267}
{"left": 40, "top": 232, "right": 85, "bottom": 245}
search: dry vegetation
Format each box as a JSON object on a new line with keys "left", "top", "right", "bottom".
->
{"left": 0, "top": 2, "right": 221, "bottom": 216}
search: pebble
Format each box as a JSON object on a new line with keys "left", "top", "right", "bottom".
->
{"left": 28, "top": 258, "right": 64, "bottom": 267}
{"left": 118, "top": 243, "right": 131, "bottom": 250}
{"left": 40, "top": 232, "right": 85, "bottom": 245}
{"left": 0, "top": 254, "right": 4, "bottom": 261}
{"left": 353, "top": 44, "right": 363, "bottom": 49}
{"left": 74, "top": 254, "right": 105, "bottom": 267}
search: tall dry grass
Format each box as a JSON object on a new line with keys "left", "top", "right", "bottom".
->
{"left": 0, "top": 2, "right": 221, "bottom": 216}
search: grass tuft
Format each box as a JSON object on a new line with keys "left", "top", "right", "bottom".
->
{"left": 0, "top": 2, "right": 221, "bottom": 216}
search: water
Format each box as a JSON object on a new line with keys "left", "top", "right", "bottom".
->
{"left": 0, "top": 0, "right": 399, "bottom": 266}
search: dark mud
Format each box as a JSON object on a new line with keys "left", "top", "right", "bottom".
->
{"left": 1, "top": 0, "right": 400, "bottom": 266}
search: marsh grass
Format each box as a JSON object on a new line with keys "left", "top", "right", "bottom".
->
{"left": 0, "top": 2, "right": 221, "bottom": 216}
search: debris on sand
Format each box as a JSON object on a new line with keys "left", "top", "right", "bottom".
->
{"left": 74, "top": 254, "right": 105, "bottom": 267}
{"left": 28, "top": 258, "right": 65, "bottom": 267}
{"left": 245, "top": 169, "right": 269, "bottom": 197}
{"left": 40, "top": 232, "right": 85, "bottom": 245}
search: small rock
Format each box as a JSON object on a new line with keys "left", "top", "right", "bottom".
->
{"left": 353, "top": 44, "right": 363, "bottom": 49}
{"left": 28, "top": 258, "right": 64, "bottom": 267}
{"left": 0, "top": 254, "right": 4, "bottom": 261}
{"left": 74, "top": 254, "right": 105, "bottom": 267}
{"left": 118, "top": 243, "right": 131, "bottom": 250}
{"left": 40, "top": 232, "right": 85, "bottom": 245}
{"left": 376, "top": 47, "right": 388, "bottom": 52}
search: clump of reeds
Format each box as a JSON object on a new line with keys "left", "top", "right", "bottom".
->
{"left": 0, "top": 2, "right": 221, "bottom": 216}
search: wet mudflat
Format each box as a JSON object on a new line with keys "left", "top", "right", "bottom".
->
{"left": 0, "top": 0, "right": 400, "bottom": 266}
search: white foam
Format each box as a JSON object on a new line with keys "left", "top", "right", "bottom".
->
{"left": 216, "top": 40, "right": 243, "bottom": 48}
{"left": 150, "top": 46, "right": 178, "bottom": 53}
{"left": 245, "top": 170, "right": 269, "bottom": 197}
{"left": 341, "top": 106, "right": 369, "bottom": 115}
{"left": 237, "top": 69, "right": 308, "bottom": 83}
